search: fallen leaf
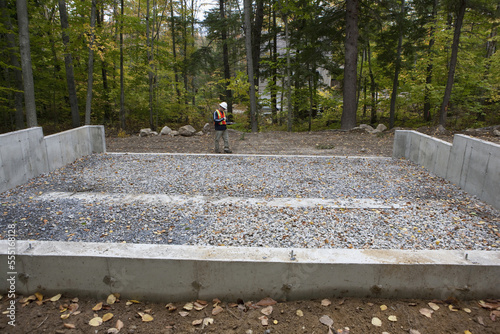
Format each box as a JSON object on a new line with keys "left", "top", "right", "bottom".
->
{"left": 179, "top": 311, "right": 189, "bottom": 317}
{"left": 213, "top": 298, "right": 221, "bottom": 305}
{"left": 296, "top": 309, "right": 304, "bottom": 317}
{"left": 479, "top": 300, "right": 500, "bottom": 310}
{"left": 388, "top": 315, "right": 397, "bottom": 322}
{"left": 20, "top": 295, "right": 36, "bottom": 304}
{"left": 261, "top": 306, "right": 273, "bottom": 316}
{"left": 464, "top": 331, "right": 472, "bottom": 334}
{"left": 92, "top": 302, "right": 103, "bottom": 311}
{"left": 166, "top": 303, "right": 177, "bottom": 312}
{"left": 194, "top": 302, "right": 207, "bottom": 311}
{"left": 68, "top": 303, "right": 79, "bottom": 313}
{"left": 102, "top": 313, "right": 114, "bottom": 322}
{"left": 463, "top": 308, "right": 471, "bottom": 313}
{"left": 61, "top": 313, "right": 70, "bottom": 320}
{"left": 192, "top": 319, "right": 203, "bottom": 326}
{"left": 273, "top": 320, "right": 278, "bottom": 324}
{"left": 183, "top": 302, "right": 194, "bottom": 311}
{"left": 491, "top": 310, "right": 500, "bottom": 321}
{"left": 50, "top": 294, "right": 62, "bottom": 302}
{"left": 127, "top": 300, "right": 140, "bottom": 304}
{"left": 89, "top": 317, "right": 103, "bottom": 326}
{"left": 203, "top": 317, "right": 214, "bottom": 326}
{"left": 107, "top": 294, "right": 117, "bottom": 305}
{"left": 212, "top": 305, "right": 224, "bottom": 316}
{"left": 321, "top": 299, "right": 332, "bottom": 306}
{"left": 258, "top": 315, "right": 269, "bottom": 326}
{"left": 449, "top": 304, "right": 459, "bottom": 312}
{"left": 478, "top": 316, "right": 485, "bottom": 326}
{"left": 139, "top": 313, "right": 154, "bottom": 322}
{"left": 337, "top": 327, "right": 350, "bottom": 334}
{"left": 256, "top": 297, "right": 277, "bottom": 306}
{"left": 107, "top": 329, "right": 119, "bottom": 334}
{"left": 196, "top": 299, "right": 208, "bottom": 305}
{"left": 35, "top": 292, "right": 43, "bottom": 301}
{"left": 380, "top": 304, "right": 388, "bottom": 311}
{"left": 428, "top": 302, "right": 440, "bottom": 311}
{"left": 371, "top": 317, "right": 382, "bottom": 327}
{"left": 116, "top": 319, "right": 124, "bottom": 330}
{"left": 319, "top": 315, "right": 334, "bottom": 328}
{"left": 63, "top": 323, "right": 76, "bottom": 329}
{"left": 419, "top": 308, "right": 433, "bottom": 318}
{"left": 409, "top": 330, "right": 421, "bottom": 334}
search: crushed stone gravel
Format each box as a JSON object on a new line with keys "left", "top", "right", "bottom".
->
{"left": 1, "top": 153, "right": 499, "bottom": 250}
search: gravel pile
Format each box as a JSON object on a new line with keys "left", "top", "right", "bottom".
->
{"left": 1, "top": 153, "right": 499, "bottom": 250}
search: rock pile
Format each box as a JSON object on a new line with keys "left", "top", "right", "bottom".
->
{"left": 140, "top": 123, "right": 211, "bottom": 137}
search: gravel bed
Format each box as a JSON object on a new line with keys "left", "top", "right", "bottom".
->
{"left": 1, "top": 153, "right": 499, "bottom": 250}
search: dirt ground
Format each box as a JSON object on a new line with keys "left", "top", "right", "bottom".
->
{"left": 2, "top": 128, "right": 499, "bottom": 334}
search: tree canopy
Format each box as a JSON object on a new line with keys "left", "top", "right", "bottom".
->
{"left": 1, "top": 0, "right": 498, "bottom": 134}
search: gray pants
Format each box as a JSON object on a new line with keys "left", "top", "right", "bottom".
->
{"left": 214, "top": 130, "right": 229, "bottom": 152}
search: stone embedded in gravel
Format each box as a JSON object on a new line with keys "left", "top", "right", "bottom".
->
{"left": 1, "top": 153, "right": 498, "bottom": 250}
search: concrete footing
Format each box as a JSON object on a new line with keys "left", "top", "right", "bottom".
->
{"left": 1, "top": 241, "right": 499, "bottom": 302}
{"left": 393, "top": 130, "right": 500, "bottom": 210}
{"left": 0, "top": 126, "right": 106, "bottom": 194}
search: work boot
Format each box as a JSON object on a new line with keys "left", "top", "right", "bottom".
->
{"left": 224, "top": 149, "right": 232, "bottom": 153}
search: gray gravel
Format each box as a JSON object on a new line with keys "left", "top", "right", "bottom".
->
{"left": 1, "top": 153, "right": 499, "bottom": 250}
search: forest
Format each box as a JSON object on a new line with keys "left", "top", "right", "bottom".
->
{"left": 1, "top": 0, "right": 499, "bottom": 135}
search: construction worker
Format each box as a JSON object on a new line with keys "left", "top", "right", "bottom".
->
{"left": 213, "top": 102, "right": 232, "bottom": 153}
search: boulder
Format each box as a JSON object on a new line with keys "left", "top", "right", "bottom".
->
{"left": 170, "top": 131, "right": 179, "bottom": 137}
{"left": 202, "top": 123, "right": 211, "bottom": 133}
{"left": 178, "top": 125, "right": 197, "bottom": 136}
{"left": 140, "top": 128, "right": 154, "bottom": 137}
{"left": 437, "top": 124, "right": 447, "bottom": 134}
{"left": 160, "top": 126, "right": 172, "bottom": 135}
{"left": 493, "top": 129, "right": 500, "bottom": 137}
{"left": 376, "top": 124, "right": 387, "bottom": 132}
{"left": 359, "top": 124, "right": 374, "bottom": 132}
{"left": 196, "top": 131, "right": 204, "bottom": 136}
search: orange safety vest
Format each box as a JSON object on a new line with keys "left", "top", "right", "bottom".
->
{"left": 214, "top": 109, "right": 226, "bottom": 125}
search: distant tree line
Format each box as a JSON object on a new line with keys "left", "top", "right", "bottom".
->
{"left": 1, "top": 0, "right": 498, "bottom": 134}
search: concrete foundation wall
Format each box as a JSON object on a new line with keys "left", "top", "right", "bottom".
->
{"left": 1, "top": 241, "right": 499, "bottom": 301}
{"left": 393, "top": 130, "right": 500, "bottom": 210}
{"left": 0, "top": 126, "right": 105, "bottom": 193}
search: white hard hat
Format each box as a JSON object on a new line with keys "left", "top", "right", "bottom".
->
{"left": 220, "top": 102, "right": 228, "bottom": 109}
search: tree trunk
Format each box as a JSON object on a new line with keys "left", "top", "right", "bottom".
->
{"left": 85, "top": 0, "right": 97, "bottom": 125}
{"left": 120, "top": 0, "right": 125, "bottom": 130}
{"left": 170, "top": 2, "right": 181, "bottom": 100}
{"left": 285, "top": 11, "right": 292, "bottom": 132}
{"left": 220, "top": 0, "right": 233, "bottom": 117}
{"left": 244, "top": 0, "right": 257, "bottom": 132}
{"left": 367, "top": 40, "right": 376, "bottom": 124}
{"left": 423, "top": 0, "right": 437, "bottom": 122}
{"left": 59, "top": 0, "right": 80, "bottom": 128}
{"left": 389, "top": 0, "right": 405, "bottom": 129}
{"left": 271, "top": 5, "right": 278, "bottom": 124}
{"left": 252, "top": 0, "right": 264, "bottom": 86}
{"left": 16, "top": 0, "right": 37, "bottom": 127}
{"left": 2, "top": 0, "right": 25, "bottom": 129}
{"left": 146, "top": 0, "right": 154, "bottom": 129}
{"left": 439, "top": 0, "right": 467, "bottom": 127}
{"left": 341, "top": 0, "right": 359, "bottom": 130}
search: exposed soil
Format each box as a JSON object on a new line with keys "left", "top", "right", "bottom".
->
{"left": 2, "top": 128, "right": 499, "bottom": 334}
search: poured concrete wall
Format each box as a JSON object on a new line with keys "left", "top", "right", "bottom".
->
{"left": 1, "top": 241, "right": 499, "bottom": 301}
{"left": 0, "top": 126, "right": 105, "bottom": 193}
{"left": 393, "top": 130, "right": 500, "bottom": 210}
